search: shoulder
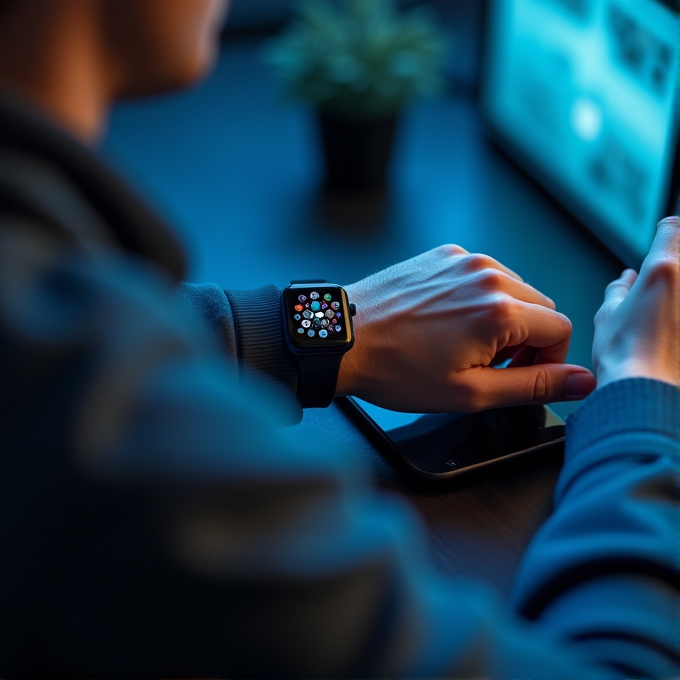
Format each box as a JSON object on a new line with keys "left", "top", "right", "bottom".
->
{"left": 0, "top": 144, "right": 117, "bottom": 252}
{"left": 0, "top": 93, "right": 187, "bottom": 278}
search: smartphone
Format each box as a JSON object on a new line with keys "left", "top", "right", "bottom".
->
{"left": 337, "top": 397, "right": 566, "bottom": 483}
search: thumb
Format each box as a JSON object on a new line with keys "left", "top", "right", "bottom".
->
{"left": 462, "top": 364, "right": 596, "bottom": 410}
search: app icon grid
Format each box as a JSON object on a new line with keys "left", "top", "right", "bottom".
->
{"left": 291, "top": 291, "right": 345, "bottom": 340}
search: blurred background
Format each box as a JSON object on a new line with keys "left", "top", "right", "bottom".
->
{"left": 101, "top": 0, "right": 489, "bottom": 290}
{"left": 99, "top": 0, "right": 679, "bottom": 416}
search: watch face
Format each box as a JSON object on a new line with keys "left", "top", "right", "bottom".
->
{"left": 284, "top": 285, "right": 352, "bottom": 349}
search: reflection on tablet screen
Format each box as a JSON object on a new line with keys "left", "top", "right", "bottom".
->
{"left": 352, "top": 399, "right": 424, "bottom": 432}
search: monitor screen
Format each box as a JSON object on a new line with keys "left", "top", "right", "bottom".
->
{"left": 482, "top": 0, "right": 680, "bottom": 265}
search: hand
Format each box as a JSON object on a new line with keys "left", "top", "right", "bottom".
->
{"left": 337, "top": 245, "right": 595, "bottom": 412}
{"left": 592, "top": 216, "right": 680, "bottom": 389}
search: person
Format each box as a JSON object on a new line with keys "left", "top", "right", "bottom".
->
{"left": 0, "top": 0, "right": 676, "bottom": 677}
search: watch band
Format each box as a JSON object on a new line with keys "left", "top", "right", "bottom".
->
{"left": 284, "top": 279, "right": 354, "bottom": 409}
{"left": 295, "top": 353, "right": 344, "bottom": 408}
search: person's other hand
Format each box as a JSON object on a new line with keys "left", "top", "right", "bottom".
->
{"left": 592, "top": 216, "right": 680, "bottom": 389}
{"left": 337, "top": 245, "right": 595, "bottom": 412}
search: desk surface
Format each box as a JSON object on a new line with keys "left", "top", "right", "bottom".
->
{"left": 299, "top": 401, "right": 563, "bottom": 597}
{"left": 102, "top": 31, "right": 626, "bottom": 599}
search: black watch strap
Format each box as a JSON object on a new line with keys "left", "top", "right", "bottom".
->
{"left": 296, "top": 353, "right": 344, "bottom": 408}
{"left": 285, "top": 279, "right": 352, "bottom": 409}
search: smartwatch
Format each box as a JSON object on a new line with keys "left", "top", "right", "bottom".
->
{"left": 281, "top": 280, "right": 357, "bottom": 408}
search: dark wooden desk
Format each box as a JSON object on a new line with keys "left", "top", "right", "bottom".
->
{"left": 102, "top": 28, "right": 626, "bottom": 599}
{"left": 292, "top": 402, "right": 561, "bottom": 597}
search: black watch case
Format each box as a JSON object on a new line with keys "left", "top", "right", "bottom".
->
{"left": 281, "top": 283, "right": 355, "bottom": 354}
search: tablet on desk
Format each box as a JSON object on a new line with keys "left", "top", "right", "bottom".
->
{"left": 482, "top": 0, "right": 680, "bottom": 266}
{"left": 337, "top": 397, "right": 566, "bottom": 484}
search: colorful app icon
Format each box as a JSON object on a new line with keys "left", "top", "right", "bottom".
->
{"left": 294, "top": 314, "right": 301, "bottom": 321}
{"left": 324, "top": 294, "right": 332, "bottom": 301}
{"left": 320, "top": 318, "right": 329, "bottom": 328}
{"left": 298, "top": 295, "right": 307, "bottom": 303}
{"left": 310, "top": 292, "right": 319, "bottom": 300}
{"left": 297, "top": 327, "right": 304, "bottom": 334}
{"left": 315, "top": 311, "right": 324, "bottom": 318}
{"left": 307, "top": 329, "right": 315, "bottom": 337}
{"left": 336, "top": 312, "right": 342, "bottom": 318}
{"left": 305, "top": 303, "right": 310, "bottom": 308}
{"left": 294, "top": 304, "right": 303, "bottom": 312}
{"left": 313, "top": 318, "right": 321, "bottom": 328}
{"left": 310, "top": 301, "right": 321, "bottom": 311}
{"left": 325, "top": 310, "right": 334, "bottom": 318}
{"left": 335, "top": 325, "right": 342, "bottom": 332}
{"left": 302, "top": 320, "right": 311, "bottom": 328}
{"left": 321, "top": 303, "right": 328, "bottom": 310}
{"left": 319, "top": 330, "right": 328, "bottom": 338}
{"left": 327, "top": 325, "right": 335, "bottom": 332}
{"left": 331, "top": 302, "right": 340, "bottom": 310}
{"left": 303, "top": 310, "right": 313, "bottom": 319}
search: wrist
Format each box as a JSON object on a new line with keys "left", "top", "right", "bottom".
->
{"left": 335, "top": 282, "right": 367, "bottom": 397}
{"left": 281, "top": 281, "right": 357, "bottom": 407}
{"left": 335, "top": 345, "right": 360, "bottom": 397}
{"left": 596, "top": 359, "right": 679, "bottom": 390}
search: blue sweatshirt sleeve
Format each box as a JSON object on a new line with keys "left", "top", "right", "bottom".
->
{"left": 510, "top": 379, "right": 680, "bottom": 678}
{"left": 2, "top": 228, "right": 676, "bottom": 677}
{"left": 175, "top": 282, "right": 301, "bottom": 420}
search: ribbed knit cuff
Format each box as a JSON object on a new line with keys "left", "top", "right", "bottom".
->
{"left": 560, "top": 378, "right": 680, "bottom": 500}
{"left": 566, "top": 378, "right": 680, "bottom": 452}
{"left": 224, "top": 285, "right": 299, "bottom": 406}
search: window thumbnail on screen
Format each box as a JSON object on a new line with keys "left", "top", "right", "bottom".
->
{"left": 484, "top": 0, "right": 680, "bottom": 264}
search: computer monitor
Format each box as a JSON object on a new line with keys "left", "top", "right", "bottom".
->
{"left": 482, "top": 0, "right": 680, "bottom": 266}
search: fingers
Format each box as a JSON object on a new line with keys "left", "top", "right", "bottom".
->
{"left": 481, "top": 257, "right": 524, "bottom": 283}
{"left": 449, "top": 249, "right": 524, "bottom": 283}
{"left": 498, "top": 276, "right": 556, "bottom": 310}
{"left": 645, "top": 216, "right": 680, "bottom": 266}
{"left": 638, "top": 217, "right": 680, "bottom": 308}
{"left": 495, "top": 303, "right": 573, "bottom": 364}
{"left": 602, "top": 268, "right": 637, "bottom": 307}
{"left": 447, "top": 247, "right": 557, "bottom": 308}
{"left": 457, "top": 364, "right": 596, "bottom": 411}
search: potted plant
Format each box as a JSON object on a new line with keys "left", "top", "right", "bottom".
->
{"left": 265, "top": 0, "right": 447, "bottom": 192}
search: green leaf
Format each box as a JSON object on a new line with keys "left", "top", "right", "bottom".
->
{"left": 263, "top": 0, "right": 449, "bottom": 116}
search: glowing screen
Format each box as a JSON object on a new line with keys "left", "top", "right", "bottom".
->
{"left": 483, "top": 0, "right": 680, "bottom": 264}
{"left": 283, "top": 285, "right": 352, "bottom": 348}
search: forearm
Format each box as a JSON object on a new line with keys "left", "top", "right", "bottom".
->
{"left": 176, "top": 282, "right": 301, "bottom": 419}
{"left": 142, "top": 382, "right": 603, "bottom": 678}
{"left": 175, "top": 282, "right": 238, "bottom": 357}
{"left": 6, "top": 251, "right": 607, "bottom": 678}
{"left": 510, "top": 379, "right": 680, "bottom": 677}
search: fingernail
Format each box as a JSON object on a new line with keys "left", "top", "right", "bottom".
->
{"left": 657, "top": 216, "right": 680, "bottom": 228}
{"left": 566, "top": 373, "right": 596, "bottom": 399}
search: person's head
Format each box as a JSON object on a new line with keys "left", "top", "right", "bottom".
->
{"left": 0, "top": 0, "right": 230, "bottom": 138}
{"left": 99, "top": 0, "right": 230, "bottom": 97}
{"left": 0, "top": 0, "right": 229, "bottom": 95}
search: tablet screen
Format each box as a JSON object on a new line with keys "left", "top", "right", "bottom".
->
{"left": 483, "top": 0, "right": 680, "bottom": 264}
{"left": 348, "top": 398, "right": 565, "bottom": 476}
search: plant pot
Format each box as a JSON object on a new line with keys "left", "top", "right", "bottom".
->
{"left": 316, "top": 111, "right": 399, "bottom": 193}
